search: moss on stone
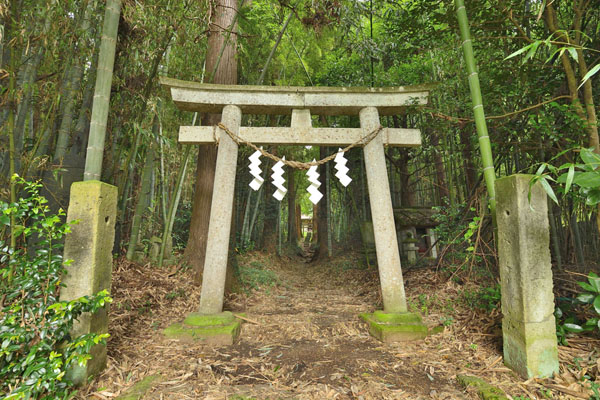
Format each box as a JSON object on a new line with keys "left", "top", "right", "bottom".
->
{"left": 457, "top": 375, "right": 508, "bottom": 400}
{"left": 164, "top": 312, "right": 242, "bottom": 345}
{"left": 184, "top": 311, "right": 235, "bottom": 327}
{"left": 360, "top": 311, "right": 428, "bottom": 342}
{"left": 372, "top": 310, "right": 422, "bottom": 324}
{"left": 428, "top": 325, "right": 445, "bottom": 335}
{"left": 117, "top": 375, "right": 162, "bottom": 400}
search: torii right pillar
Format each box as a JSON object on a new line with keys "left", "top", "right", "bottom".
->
{"left": 359, "top": 107, "right": 428, "bottom": 342}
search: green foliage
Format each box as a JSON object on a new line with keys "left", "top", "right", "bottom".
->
{"left": 461, "top": 285, "right": 501, "bottom": 312}
{"left": 534, "top": 147, "right": 600, "bottom": 207}
{"left": 237, "top": 261, "right": 279, "bottom": 291}
{"left": 566, "top": 272, "right": 600, "bottom": 334}
{"left": 172, "top": 202, "right": 192, "bottom": 249}
{"left": 0, "top": 178, "right": 112, "bottom": 399}
{"left": 554, "top": 272, "right": 600, "bottom": 346}
{"left": 432, "top": 203, "right": 487, "bottom": 269}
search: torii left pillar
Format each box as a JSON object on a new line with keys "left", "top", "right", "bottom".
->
{"left": 163, "top": 105, "right": 243, "bottom": 345}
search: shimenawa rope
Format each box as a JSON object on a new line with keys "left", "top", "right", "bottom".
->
{"left": 215, "top": 122, "right": 384, "bottom": 170}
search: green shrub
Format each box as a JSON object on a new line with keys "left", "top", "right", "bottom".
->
{"left": 555, "top": 272, "right": 600, "bottom": 345}
{"left": 0, "top": 178, "right": 112, "bottom": 399}
{"left": 461, "top": 284, "right": 501, "bottom": 312}
{"left": 237, "top": 261, "right": 279, "bottom": 290}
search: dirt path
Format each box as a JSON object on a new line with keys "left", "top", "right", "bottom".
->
{"left": 81, "top": 253, "right": 598, "bottom": 399}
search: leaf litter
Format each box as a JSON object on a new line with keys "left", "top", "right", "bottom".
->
{"left": 76, "top": 251, "right": 599, "bottom": 399}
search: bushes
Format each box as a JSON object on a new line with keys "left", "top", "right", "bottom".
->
{"left": 0, "top": 178, "right": 111, "bottom": 399}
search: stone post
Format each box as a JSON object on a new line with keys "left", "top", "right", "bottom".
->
{"left": 199, "top": 105, "right": 242, "bottom": 314}
{"left": 403, "top": 237, "right": 418, "bottom": 265}
{"left": 60, "top": 181, "right": 117, "bottom": 384}
{"left": 360, "top": 107, "right": 407, "bottom": 313}
{"left": 426, "top": 228, "right": 438, "bottom": 258}
{"left": 496, "top": 174, "right": 559, "bottom": 378}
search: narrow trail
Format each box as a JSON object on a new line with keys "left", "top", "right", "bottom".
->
{"left": 82, "top": 252, "right": 550, "bottom": 399}
{"left": 83, "top": 253, "right": 474, "bottom": 399}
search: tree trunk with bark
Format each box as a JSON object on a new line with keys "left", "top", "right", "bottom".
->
{"left": 185, "top": 0, "right": 238, "bottom": 284}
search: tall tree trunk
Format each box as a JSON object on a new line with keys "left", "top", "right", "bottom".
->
{"left": 544, "top": 3, "right": 600, "bottom": 236}
{"left": 186, "top": 0, "right": 238, "bottom": 284}
{"left": 317, "top": 146, "right": 329, "bottom": 259}
{"left": 287, "top": 169, "right": 298, "bottom": 244}
{"left": 84, "top": 0, "right": 122, "bottom": 181}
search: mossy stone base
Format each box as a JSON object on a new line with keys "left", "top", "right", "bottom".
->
{"left": 164, "top": 311, "right": 241, "bottom": 345}
{"left": 457, "top": 375, "right": 508, "bottom": 400}
{"left": 360, "top": 311, "right": 428, "bottom": 343}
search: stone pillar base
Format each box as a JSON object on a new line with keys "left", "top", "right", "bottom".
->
{"left": 164, "top": 311, "right": 241, "bottom": 345}
{"left": 360, "top": 311, "right": 428, "bottom": 343}
{"left": 503, "top": 316, "right": 559, "bottom": 378}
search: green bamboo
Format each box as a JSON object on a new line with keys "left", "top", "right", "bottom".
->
{"left": 454, "top": 0, "right": 496, "bottom": 218}
{"left": 5, "top": 0, "right": 20, "bottom": 277}
{"left": 257, "top": 11, "right": 294, "bottom": 85}
{"left": 126, "top": 120, "right": 158, "bottom": 261}
{"left": 83, "top": 0, "right": 122, "bottom": 181}
{"left": 158, "top": 145, "right": 192, "bottom": 267}
{"left": 54, "top": 0, "right": 94, "bottom": 162}
{"left": 158, "top": 112, "right": 198, "bottom": 267}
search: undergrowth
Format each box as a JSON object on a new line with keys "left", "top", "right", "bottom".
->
{"left": 237, "top": 260, "right": 280, "bottom": 291}
{"left": 0, "top": 177, "right": 111, "bottom": 399}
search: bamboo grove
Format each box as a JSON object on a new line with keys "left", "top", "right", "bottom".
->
{"left": 1, "top": 0, "right": 599, "bottom": 276}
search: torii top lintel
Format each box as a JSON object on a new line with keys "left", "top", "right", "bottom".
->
{"left": 161, "top": 77, "right": 430, "bottom": 116}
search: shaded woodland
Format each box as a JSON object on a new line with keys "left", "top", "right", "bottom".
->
{"left": 2, "top": 0, "right": 599, "bottom": 269}
{"left": 1, "top": 0, "right": 600, "bottom": 398}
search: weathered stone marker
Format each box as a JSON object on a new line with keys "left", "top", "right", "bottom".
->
{"left": 60, "top": 181, "right": 117, "bottom": 384}
{"left": 161, "top": 77, "right": 430, "bottom": 343}
{"left": 496, "top": 174, "right": 559, "bottom": 378}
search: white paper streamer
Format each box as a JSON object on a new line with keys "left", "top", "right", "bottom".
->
{"left": 271, "top": 156, "right": 287, "bottom": 201}
{"left": 248, "top": 149, "right": 264, "bottom": 191}
{"left": 306, "top": 159, "right": 323, "bottom": 204}
{"left": 334, "top": 148, "right": 352, "bottom": 187}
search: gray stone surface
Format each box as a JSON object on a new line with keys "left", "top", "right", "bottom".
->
{"left": 361, "top": 107, "right": 408, "bottom": 313}
{"left": 495, "top": 174, "right": 559, "bottom": 378}
{"left": 199, "top": 105, "right": 242, "bottom": 314}
{"left": 161, "top": 76, "right": 430, "bottom": 116}
{"left": 60, "top": 180, "right": 117, "bottom": 384}
{"left": 178, "top": 125, "right": 421, "bottom": 147}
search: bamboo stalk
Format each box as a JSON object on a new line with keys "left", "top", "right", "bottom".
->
{"left": 158, "top": 113, "right": 197, "bottom": 268}
{"left": 257, "top": 11, "right": 294, "bottom": 85}
{"left": 126, "top": 120, "right": 157, "bottom": 261}
{"left": 454, "top": 0, "right": 497, "bottom": 220}
{"left": 84, "top": 0, "right": 122, "bottom": 181}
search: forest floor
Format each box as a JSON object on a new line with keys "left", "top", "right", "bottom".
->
{"left": 77, "top": 247, "right": 599, "bottom": 400}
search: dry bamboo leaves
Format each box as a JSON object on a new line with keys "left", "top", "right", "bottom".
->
{"left": 76, "top": 253, "right": 598, "bottom": 400}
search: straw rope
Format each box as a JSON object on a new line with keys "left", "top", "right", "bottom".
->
{"left": 216, "top": 122, "right": 384, "bottom": 170}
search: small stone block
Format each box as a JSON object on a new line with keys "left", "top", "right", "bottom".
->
{"left": 164, "top": 312, "right": 241, "bottom": 346}
{"left": 360, "top": 311, "right": 428, "bottom": 343}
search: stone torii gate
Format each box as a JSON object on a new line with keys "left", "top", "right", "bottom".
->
{"left": 161, "top": 77, "right": 430, "bottom": 344}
